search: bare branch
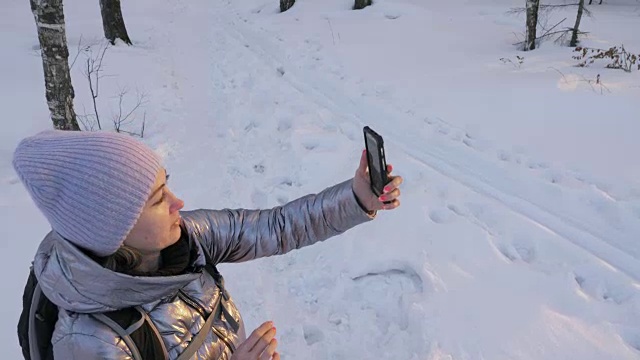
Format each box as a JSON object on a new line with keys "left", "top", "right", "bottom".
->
{"left": 514, "top": 20, "right": 583, "bottom": 47}
{"left": 509, "top": 3, "right": 588, "bottom": 15}
{"left": 326, "top": 18, "right": 336, "bottom": 45}
{"left": 76, "top": 40, "right": 148, "bottom": 137}
{"left": 111, "top": 88, "right": 148, "bottom": 137}
{"left": 507, "top": 7, "right": 526, "bottom": 15}
{"left": 85, "top": 57, "right": 101, "bottom": 130}
{"left": 95, "top": 42, "right": 109, "bottom": 99}
{"left": 69, "top": 35, "right": 84, "bottom": 69}
{"left": 540, "top": 3, "right": 582, "bottom": 11}
{"left": 121, "top": 93, "right": 147, "bottom": 124}
{"left": 539, "top": 17, "right": 567, "bottom": 38}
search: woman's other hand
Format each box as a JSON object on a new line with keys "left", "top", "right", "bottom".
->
{"left": 231, "top": 321, "right": 280, "bottom": 360}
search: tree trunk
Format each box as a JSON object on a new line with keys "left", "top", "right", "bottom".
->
{"left": 570, "top": 0, "right": 585, "bottom": 47}
{"left": 100, "top": 0, "right": 132, "bottom": 45}
{"left": 280, "top": 0, "right": 295, "bottom": 12}
{"left": 354, "top": 0, "right": 372, "bottom": 10}
{"left": 30, "top": 0, "right": 80, "bottom": 131}
{"left": 525, "top": 0, "right": 540, "bottom": 51}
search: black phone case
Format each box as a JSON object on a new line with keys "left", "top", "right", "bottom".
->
{"left": 363, "top": 126, "right": 389, "bottom": 197}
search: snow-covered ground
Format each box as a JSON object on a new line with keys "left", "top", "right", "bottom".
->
{"left": 1, "top": 0, "right": 639, "bottom": 358}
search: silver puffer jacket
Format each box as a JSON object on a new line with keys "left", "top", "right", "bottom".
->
{"left": 33, "top": 179, "right": 373, "bottom": 359}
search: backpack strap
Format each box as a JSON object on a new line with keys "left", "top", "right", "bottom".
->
{"left": 174, "top": 296, "right": 221, "bottom": 360}
{"left": 136, "top": 307, "right": 168, "bottom": 359}
{"left": 28, "top": 284, "right": 43, "bottom": 360}
{"left": 22, "top": 268, "right": 57, "bottom": 360}
{"left": 198, "top": 241, "right": 240, "bottom": 333}
{"left": 91, "top": 312, "right": 143, "bottom": 360}
{"left": 91, "top": 256, "right": 236, "bottom": 360}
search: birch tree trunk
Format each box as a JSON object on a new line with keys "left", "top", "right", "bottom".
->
{"left": 280, "top": 0, "right": 295, "bottom": 12}
{"left": 525, "top": 0, "right": 540, "bottom": 51}
{"left": 100, "top": 0, "right": 132, "bottom": 45}
{"left": 30, "top": 0, "right": 80, "bottom": 130}
{"left": 570, "top": 0, "right": 585, "bottom": 47}
{"left": 354, "top": 0, "right": 372, "bottom": 10}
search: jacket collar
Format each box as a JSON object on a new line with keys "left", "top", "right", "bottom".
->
{"left": 33, "top": 230, "right": 207, "bottom": 313}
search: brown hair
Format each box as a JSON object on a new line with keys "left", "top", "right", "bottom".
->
{"left": 95, "top": 245, "right": 144, "bottom": 274}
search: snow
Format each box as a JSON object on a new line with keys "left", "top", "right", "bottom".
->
{"left": 1, "top": 0, "right": 640, "bottom": 358}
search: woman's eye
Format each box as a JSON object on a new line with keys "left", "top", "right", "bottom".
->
{"left": 155, "top": 193, "right": 166, "bottom": 206}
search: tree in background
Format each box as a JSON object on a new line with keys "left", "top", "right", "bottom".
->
{"left": 100, "top": 0, "right": 132, "bottom": 45}
{"left": 525, "top": 0, "right": 540, "bottom": 51}
{"left": 570, "top": 0, "right": 585, "bottom": 47}
{"left": 280, "top": 0, "right": 295, "bottom": 12}
{"left": 511, "top": 1, "right": 591, "bottom": 50}
{"left": 30, "top": 0, "right": 80, "bottom": 130}
{"left": 354, "top": 0, "right": 372, "bottom": 10}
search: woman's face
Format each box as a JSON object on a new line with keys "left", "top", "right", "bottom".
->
{"left": 123, "top": 169, "right": 185, "bottom": 254}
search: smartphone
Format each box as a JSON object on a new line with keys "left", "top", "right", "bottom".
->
{"left": 363, "top": 126, "right": 389, "bottom": 197}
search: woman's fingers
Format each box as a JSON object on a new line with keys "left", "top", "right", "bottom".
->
{"left": 244, "top": 322, "right": 274, "bottom": 352}
{"left": 249, "top": 326, "right": 277, "bottom": 355}
{"left": 382, "top": 198, "right": 400, "bottom": 210}
{"left": 379, "top": 188, "right": 400, "bottom": 202}
{"left": 358, "top": 150, "right": 369, "bottom": 176}
{"left": 259, "top": 338, "right": 278, "bottom": 360}
{"left": 232, "top": 321, "right": 280, "bottom": 360}
{"left": 383, "top": 176, "right": 403, "bottom": 193}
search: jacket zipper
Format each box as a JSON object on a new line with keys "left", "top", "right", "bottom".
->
{"left": 177, "top": 290, "right": 236, "bottom": 354}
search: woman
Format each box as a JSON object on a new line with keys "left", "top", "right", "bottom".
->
{"left": 13, "top": 129, "right": 402, "bottom": 359}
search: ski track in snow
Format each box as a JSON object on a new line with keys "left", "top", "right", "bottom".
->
{"left": 148, "top": 0, "right": 640, "bottom": 357}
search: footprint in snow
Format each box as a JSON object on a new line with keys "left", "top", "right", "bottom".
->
{"left": 446, "top": 204, "right": 467, "bottom": 217}
{"left": 302, "top": 141, "right": 318, "bottom": 151}
{"left": 244, "top": 121, "right": 258, "bottom": 133}
{"left": 327, "top": 312, "right": 350, "bottom": 332}
{"left": 619, "top": 327, "right": 640, "bottom": 353}
{"left": 511, "top": 234, "right": 537, "bottom": 263}
{"left": 493, "top": 242, "right": 519, "bottom": 262}
{"left": 302, "top": 324, "right": 324, "bottom": 346}
{"left": 277, "top": 118, "right": 292, "bottom": 132}
{"left": 253, "top": 163, "right": 265, "bottom": 174}
{"left": 348, "top": 263, "right": 424, "bottom": 331}
{"left": 497, "top": 150, "right": 511, "bottom": 162}
{"left": 427, "top": 208, "right": 454, "bottom": 224}
{"left": 277, "top": 177, "right": 295, "bottom": 187}
{"left": 293, "top": 131, "right": 337, "bottom": 152}
{"left": 489, "top": 234, "right": 537, "bottom": 264}
{"left": 544, "top": 169, "right": 564, "bottom": 184}
{"left": 350, "top": 266, "right": 424, "bottom": 293}
{"left": 271, "top": 178, "right": 294, "bottom": 205}
{"left": 572, "top": 272, "right": 635, "bottom": 305}
{"left": 526, "top": 160, "right": 550, "bottom": 170}
{"left": 462, "top": 135, "right": 491, "bottom": 152}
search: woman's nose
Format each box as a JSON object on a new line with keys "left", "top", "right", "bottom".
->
{"left": 168, "top": 191, "right": 185, "bottom": 213}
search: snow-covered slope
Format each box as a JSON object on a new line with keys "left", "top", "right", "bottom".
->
{"left": 1, "top": 0, "right": 639, "bottom": 358}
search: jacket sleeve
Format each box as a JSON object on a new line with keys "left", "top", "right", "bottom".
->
{"left": 180, "top": 178, "right": 374, "bottom": 264}
{"left": 53, "top": 333, "right": 132, "bottom": 360}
